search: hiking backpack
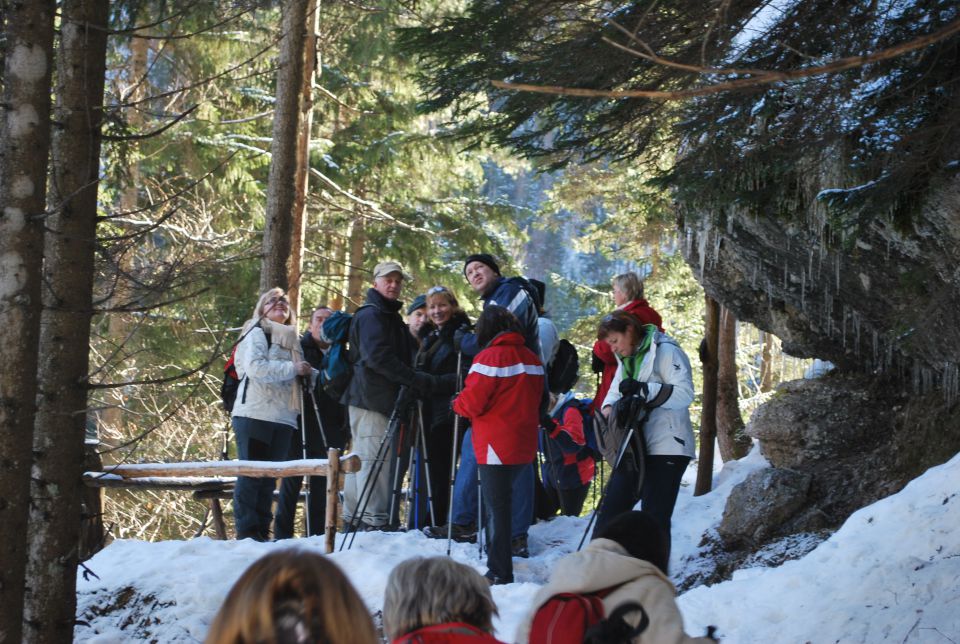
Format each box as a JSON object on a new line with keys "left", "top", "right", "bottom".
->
{"left": 318, "top": 310, "right": 355, "bottom": 401}
{"left": 548, "top": 338, "right": 580, "bottom": 394}
{"left": 528, "top": 589, "right": 649, "bottom": 644}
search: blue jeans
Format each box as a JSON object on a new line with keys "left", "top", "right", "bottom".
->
{"left": 232, "top": 416, "right": 293, "bottom": 539}
{"left": 452, "top": 428, "right": 533, "bottom": 538}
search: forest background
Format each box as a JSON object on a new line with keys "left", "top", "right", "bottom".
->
{"left": 9, "top": 0, "right": 939, "bottom": 639}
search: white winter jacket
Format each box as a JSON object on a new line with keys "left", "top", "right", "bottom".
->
{"left": 601, "top": 333, "right": 696, "bottom": 459}
{"left": 231, "top": 326, "right": 300, "bottom": 429}
{"left": 515, "top": 539, "right": 713, "bottom": 644}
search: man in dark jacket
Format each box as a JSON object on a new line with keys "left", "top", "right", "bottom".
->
{"left": 424, "top": 254, "right": 542, "bottom": 556}
{"left": 274, "top": 306, "right": 348, "bottom": 539}
{"left": 342, "top": 261, "right": 436, "bottom": 530}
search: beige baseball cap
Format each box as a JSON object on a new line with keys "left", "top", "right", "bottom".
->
{"left": 372, "top": 260, "right": 412, "bottom": 281}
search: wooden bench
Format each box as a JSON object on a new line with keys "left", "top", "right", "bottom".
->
{"left": 83, "top": 448, "right": 360, "bottom": 553}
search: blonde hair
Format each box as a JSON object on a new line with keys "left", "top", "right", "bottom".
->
{"left": 242, "top": 287, "right": 296, "bottom": 336}
{"left": 425, "top": 286, "right": 461, "bottom": 313}
{"left": 206, "top": 550, "right": 376, "bottom": 644}
{"left": 612, "top": 272, "right": 644, "bottom": 301}
{"left": 383, "top": 557, "right": 497, "bottom": 640}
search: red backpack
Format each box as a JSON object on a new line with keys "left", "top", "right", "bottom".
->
{"left": 528, "top": 589, "right": 648, "bottom": 644}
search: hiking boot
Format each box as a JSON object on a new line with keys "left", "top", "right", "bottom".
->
{"left": 422, "top": 522, "right": 477, "bottom": 543}
{"left": 484, "top": 570, "right": 512, "bottom": 586}
{"left": 511, "top": 534, "right": 529, "bottom": 558}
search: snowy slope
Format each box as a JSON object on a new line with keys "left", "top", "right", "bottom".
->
{"left": 74, "top": 449, "right": 960, "bottom": 643}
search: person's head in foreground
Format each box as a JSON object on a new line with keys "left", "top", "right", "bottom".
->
{"left": 206, "top": 549, "right": 376, "bottom": 644}
{"left": 382, "top": 556, "right": 499, "bottom": 642}
{"left": 594, "top": 510, "right": 670, "bottom": 575}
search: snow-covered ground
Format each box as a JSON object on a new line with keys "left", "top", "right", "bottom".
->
{"left": 75, "top": 448, "right": 960, "bottom": 643}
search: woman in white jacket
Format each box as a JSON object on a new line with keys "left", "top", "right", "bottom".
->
{"left": 231, "top": 287, "right": 313, "bottom": 540}
{"left": 595, "top": 311, "right": 696, "bottom": 556}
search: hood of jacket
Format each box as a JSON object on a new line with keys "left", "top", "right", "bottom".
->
{"left": 366, "top": 287, "right": 404, "bottom": 313}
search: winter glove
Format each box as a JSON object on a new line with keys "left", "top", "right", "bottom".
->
{"left": 434, "top": 372, "right": 458, "bottom": 395}
{"left": 411, "top": 370, "right": 438, "bottom": 398}
{"left": 393, "top": 385, "right": 415, "bottom": 417}
{"left": 540, "top": 413, "right": 556, "bottom": 431}
{"left": 619, "top": 378, "right": 650, "bottom": 401}
{"left": 452, "top": 321, "right": 474, "bottom": 353}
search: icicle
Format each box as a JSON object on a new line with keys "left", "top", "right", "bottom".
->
{"left": 872, "top": 330, "right": 879, "bottom": 371}
{"left": 808, "top": 249, "right": 814, "bottom": 284}
{"left": 713, "top": 233, "right": 722, "bottom": 266}
{"left": 698, "top": 230, "right": 707, "bottom": 280}
{"left": 853, "top": 311, "right": 861, "bottom": 358}
{"left": 783, "top": 260, "right": 788, "bottom": 291}
{"left": 944, "top": 362, "right": 958, "bottom": 407}
{"left": 751, "top": 259, "right": 758, "bottom": 289}
{"left": 800, "top": 268, "right": 806, "bottom": 312}
{"left": 835, "top": 256, "right": 841, "bottom": 292}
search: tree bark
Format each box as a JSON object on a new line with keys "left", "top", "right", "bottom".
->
{"left": 22, "top": 0, "right": 109, "bottom": 640}
{"left": 345, "top": 208, "right": 367, "bottom": 312}
{"left": 760, "top": 330, "right": 775, "bottom": 392}
{"left": 695, "top": 295, "right": 720, "bottom": 496}
{"left": 0, "top": 3, "right": 56, "bottom": 638}
{"left": 716, "top": 306, "right": 751, "bottom": 461}
{"left": 260, "top": 0, "right": 315, "bottom": 310}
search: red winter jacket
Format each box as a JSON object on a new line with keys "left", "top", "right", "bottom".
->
{"left": 453, "top": 331, "right": 544, "bottom": 465}
{"left": 590, "top": 299, "right": 664, "bottom": 414}
{"left": 392, "top": 622, "right": 506, "bottom": 644}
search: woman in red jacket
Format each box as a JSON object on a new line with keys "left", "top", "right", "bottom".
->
{"left": 453, "top": 305, "right": 545, "bottom": 585}
{"left": 591, "top": 272, "right": 664, "bottom": 414}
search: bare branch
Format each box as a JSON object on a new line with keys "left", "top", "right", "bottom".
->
{"left": 102, "top": 104, "right": 198, "bottom": 141}
{"left": 492, "top": 17, "right": 960, "bottom": 101}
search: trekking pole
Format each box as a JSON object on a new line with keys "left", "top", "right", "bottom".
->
{"left": 416, "top": 400, "right": 437, "bottom": 527}
{"left": 298, "top": 380, "right": 312, "bottom": 537}
{"left": 388, "top": 412, "right": 412, "bottom": 531}
{"left": 477, "top": 468, "right": 483, "bottom": 560}
{"left": 446, "top": 351, "right": 463, "bottom": 556}
{"left": 340, "top": 388, "right": 408, "bottom": 550}
{"left": 577, "top": 424, "right": 637, "bottom": 551}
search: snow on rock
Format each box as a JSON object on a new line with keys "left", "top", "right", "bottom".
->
{"left": 679, "top": 452, "right": 960, "bottom": 643}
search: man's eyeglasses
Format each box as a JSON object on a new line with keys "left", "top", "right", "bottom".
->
{"left": 427, "top": 285, "right": 449, "bottom": 295}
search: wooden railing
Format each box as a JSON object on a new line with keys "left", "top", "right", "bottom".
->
{"left": 84, "top": 448, "right": 360, "bottom": 553}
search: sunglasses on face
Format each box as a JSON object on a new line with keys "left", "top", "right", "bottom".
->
{"left": 266, "top": 296, "right": 289, "bottom": 306}
{"left": 427, "top": 285, "right": 449, "bottom": 295}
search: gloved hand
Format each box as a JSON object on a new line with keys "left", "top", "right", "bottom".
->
{"left": 393, "top": 385, "right": 415, "bottom": 417}
{"left": 411, "top": 370, "right": 438, "bottom": 397}
{"left": 540, "top": 413, "right": 556, "bottom": 430}
{"left": 452, "top": 321, "right": 473, "bottom": 353}
{"left": 618, "top": 378, "right": 648, "bottom": 400}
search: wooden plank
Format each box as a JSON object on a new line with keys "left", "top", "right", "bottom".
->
{"left": 91, "top": 455, "right": 360, "bottom": 479}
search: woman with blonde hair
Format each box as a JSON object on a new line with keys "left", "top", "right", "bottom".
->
{"left": 383, "top": 556, "right": 504, "bottom": 643}
{"left": 231, "top": 287, "right": 314, "bottom": 541}
{"left": 206, "top": 549, "right": 376, "bottom": 644}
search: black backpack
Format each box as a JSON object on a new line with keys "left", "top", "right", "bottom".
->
{"left": 505, "top": 276, "right": 543, "bottom": 313}
{"left": 548, "top": 338, "right": 580, "bottom": 394}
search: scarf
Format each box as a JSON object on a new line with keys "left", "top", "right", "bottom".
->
{"left": 240, "top": 317, "right": 305, "bottom": 412}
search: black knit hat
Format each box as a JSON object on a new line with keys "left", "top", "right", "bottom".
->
{"left": 463, "top": 253, "right": 501, "bottom": 276}
{"left": 406, "top": 294, "right": 427, "bottom": 315}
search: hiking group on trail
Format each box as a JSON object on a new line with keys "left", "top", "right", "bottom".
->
{"left": 221, "top": 253, "right": 715, "bottom": 642}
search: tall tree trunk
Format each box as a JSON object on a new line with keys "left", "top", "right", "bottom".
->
{"left": 22, "top": 0, "right": 108, "bottom": 640}
{"left": 0, "top": 3, "right": 56, "bottom": 638}
{"left": 716, "top": 306, "right": 751, "bottom": 461}
{"left": 760, "top": 330, "right": 775, "bottom": 392}
{"left": 101, "top": 29, "right": 149, "bottom": 434}
{"left": 261, "top": 0, "right": 315, "bottom": 310}
{"left": 345, "top": 209, "right": 367, "bottom": 312}
{"left": 695, "top": 295, "right": 720, "bottom": 496}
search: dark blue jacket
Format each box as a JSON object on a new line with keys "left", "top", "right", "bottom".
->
{"left": 343, "top": 289, "right": 417, "bottom": 416}
{"left": 460, "top": 277, "right": 540, "bottom": 358}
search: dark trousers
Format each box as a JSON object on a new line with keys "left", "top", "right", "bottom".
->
{"left": 232, "top": 416, "right": 292, "bottom": 540}
{"left": 274, "top": 420, "right": 326, "bottom": 539}
{"left": 478, "top": 463, "right": 525, "bottom": 583}
{"left": 594, "top": 453, "right": 689, "bottom": 556}
{"left": 538, "top": 481, "right": 590, "bottom": 519}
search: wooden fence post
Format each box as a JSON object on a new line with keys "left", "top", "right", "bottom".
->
{"left": 325, "top": 447, "right": 340, "bottom": 553}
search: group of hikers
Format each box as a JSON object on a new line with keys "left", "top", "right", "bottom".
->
{"left": 223, "top": 252, "right": 709, "bottom": 641}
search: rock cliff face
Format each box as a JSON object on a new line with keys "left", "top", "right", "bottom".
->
{"left": 680, "top": 176, "right": 960, "bottom": 403}
{"left": 680, "top": 175, "right": 960, "bottom": 563}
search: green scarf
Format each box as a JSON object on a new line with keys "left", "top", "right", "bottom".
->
{"left": 621, "top": 324, "right": 657, "bottom": 380}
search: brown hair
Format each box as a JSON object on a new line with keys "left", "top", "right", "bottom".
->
{"left": 205, "top": 550, "right": 376, "bottom": 644}
{"left": 476, "top": 305, "right": 523, "bottom": 348}
{"left": 382, "top": 557, "right": 497, "bottom": 640}
{"left": 597, "top": 310, "right": 647, "bottom": 342}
